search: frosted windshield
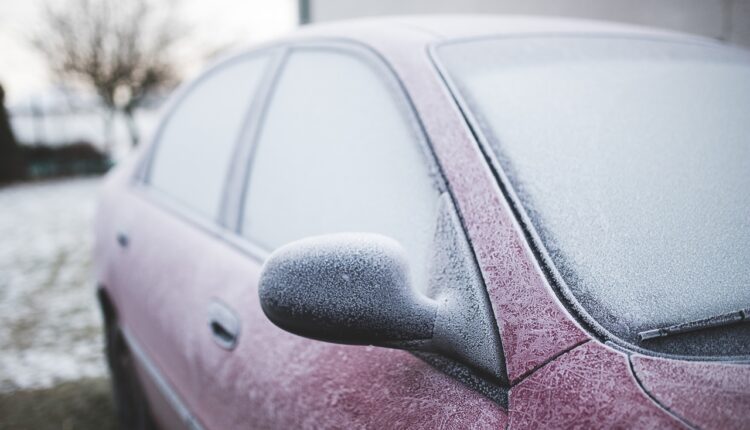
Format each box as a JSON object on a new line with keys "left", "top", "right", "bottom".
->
{"left": 439, "top": 37, "right": 750, "bottom": 351}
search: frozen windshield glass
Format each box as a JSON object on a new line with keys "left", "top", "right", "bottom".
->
{"left": 438, "top": 37, "right": 750, "bottom": 355}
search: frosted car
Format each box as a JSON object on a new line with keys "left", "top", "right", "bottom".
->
{"left": 94, "top": 16, "right": 750, "bottom": 429}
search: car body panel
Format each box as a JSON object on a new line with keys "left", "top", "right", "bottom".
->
{"left": 99, "top": 158, "right": 510, "bottom": 430}
{"left": 509, "top": 341, "right": 685, "bottom": 428}
{"left": 350, "top": 21, "right": 591, "bottom": 383}
{"left": 127, "top": 328, "right": 193, "bottom": 430}
{"left": 631, "top": 354, "right": 750, "bottom": 430}
{"left": 108, "top": 186, "right": 213, "bottom": 425}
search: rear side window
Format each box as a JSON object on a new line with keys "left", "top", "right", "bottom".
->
{"left": 148, "top": 55, "right": 270, "bottom": 219}
{"left": 241, "top": 48, "right": 440, "bottom": 289}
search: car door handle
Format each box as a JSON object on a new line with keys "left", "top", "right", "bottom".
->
{"left": 208, "top": 301, "right": 240, "bottom": 350}
{"left": 116, "top": 231, "right": 129, "bottom": 248}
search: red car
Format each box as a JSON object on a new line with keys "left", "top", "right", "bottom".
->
{"left": 94, "top": 16, "right": 750, "bottom": 429}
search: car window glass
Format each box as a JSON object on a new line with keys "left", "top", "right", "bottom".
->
{"left": 241, "top": 48, "right": 439, "bottom": 290}
{"left": 149, "top": 55, "right": 270, "bottom": 219}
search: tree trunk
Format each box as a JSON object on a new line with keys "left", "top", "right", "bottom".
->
{"left": 123, "top": 109, "right": 140, "bottom": 147}
{"left": 102, "top": 109, "right": 115, "bottom": 156}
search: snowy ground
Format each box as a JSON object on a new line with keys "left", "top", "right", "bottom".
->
{"left": 0, "top": 178, "right": 107, "bottom": 393}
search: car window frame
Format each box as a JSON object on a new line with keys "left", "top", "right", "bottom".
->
{"left": 227, "top": 40, "right": 448, "bottom": 261}
{"left": 128, "top": 46, "right": 286, "bottom": 246}
{"left": 127, "top": 39, "right": 448, "bottom": 265}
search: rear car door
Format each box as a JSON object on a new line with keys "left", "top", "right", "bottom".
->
{"left": 112, "top": 51, "right": 274, "bottom": 429}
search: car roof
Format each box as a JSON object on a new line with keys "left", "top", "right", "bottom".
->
{"left": 286, "top": 14, "right": 709, "bottom": 46}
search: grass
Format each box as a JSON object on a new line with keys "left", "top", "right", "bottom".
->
{"left": 0, "top": 377, "right": 117, "bottom": 430}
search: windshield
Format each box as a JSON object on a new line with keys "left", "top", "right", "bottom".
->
{"left": 438, "top": 37, "right": 750, "bottom": 356}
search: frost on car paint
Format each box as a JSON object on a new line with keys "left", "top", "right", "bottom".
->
{"left": 93, "top": 16, "right": 750, "bottom": 429}
{"left": 510, "top": 342, "right": 683, "bottom": 428}
{"left": 259, "top": 194, "right": 506, "bottom": 383}
{"left": 632, "top": 354, "right": 750, "bottom": 429}
{"left": 259, "top": 232, "right": 438, "bottom": 344}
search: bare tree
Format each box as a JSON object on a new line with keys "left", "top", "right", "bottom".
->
{"left": 33, "top": 0, "right": 184, "bottom": 147}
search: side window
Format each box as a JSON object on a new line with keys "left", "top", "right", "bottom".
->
{"left": 241, "top": 48, "right": 440, "bottom": 288}
{"left": 148, "top": 54, "right": 270, "bottom": 219}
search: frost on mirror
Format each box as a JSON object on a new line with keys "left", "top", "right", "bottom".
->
{"left": 440, "top": 38, "right": 750, "bottom": 354}
{"left": 258, "top": 233, "right": 438, "bottom": 346}
{"left": 257, "top": 194, "right": 506, "bottom": 384}
{"left": 149, "top": 55, "right": 270, "bottom": 219}
{"left": 242, "top": 49, "right": 440, "bottom": 291}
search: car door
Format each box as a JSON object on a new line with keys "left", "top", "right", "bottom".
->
{"left": 189, "top": 42, "right": 509, "bottom": 428}
{"left": 112, "top": 51, "right": 276, "bottom": 429}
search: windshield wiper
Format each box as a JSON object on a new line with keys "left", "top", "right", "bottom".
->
{"left": 638, "top": 307, "right": 750, "bottom": 342}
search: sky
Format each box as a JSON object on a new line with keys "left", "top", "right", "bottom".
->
{"left": 0, "top": 0, "right": 298, "bottom": 105}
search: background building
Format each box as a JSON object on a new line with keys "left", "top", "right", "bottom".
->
{"left": 300, "top": 0, "right": 750, "bottom": 48}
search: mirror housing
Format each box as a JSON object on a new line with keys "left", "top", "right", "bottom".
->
{"left": 259, "top": 234, "right": 438, "bottom": 348}
{"left": 258, "top": 195, "right": 507, "bottom": 383}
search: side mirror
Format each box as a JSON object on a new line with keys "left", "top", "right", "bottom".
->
{"left": 258, "top": 195, "right": 507, "bottom": 383}
{"left": 259, "top": 234, "right": 437, "bottom": 348}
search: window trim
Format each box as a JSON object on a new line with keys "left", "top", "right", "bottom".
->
{"left": 219, "top": 49, "right": 290, "bottom": 231}
{"left": 128, "top": 46, "right": 286, "bottom": 261}
{"left": 133, "top": 47, "right": 285, "bottom": 224}
{"left": 130, "top": 38, "right": 449, "bottom": 265}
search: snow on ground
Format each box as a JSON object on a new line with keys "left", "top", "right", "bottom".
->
{"left": 0, "top": 177, "right": 106, "bottom": 392}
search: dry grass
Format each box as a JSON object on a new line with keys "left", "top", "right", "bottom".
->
{"left": 0, "top": 377, "right": 117, "bottom": 430}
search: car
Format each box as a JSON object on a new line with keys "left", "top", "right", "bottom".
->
{"left": 93, "top": 15, "right": 750, "bottom": 429}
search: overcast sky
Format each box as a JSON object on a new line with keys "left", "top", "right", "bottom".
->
{"left": 0, "top": 0, "right": 298, "bottom": 105}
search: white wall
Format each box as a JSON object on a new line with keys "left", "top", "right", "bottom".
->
{"left": 307, "top": 0, "right": 750, "bottom": 48}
